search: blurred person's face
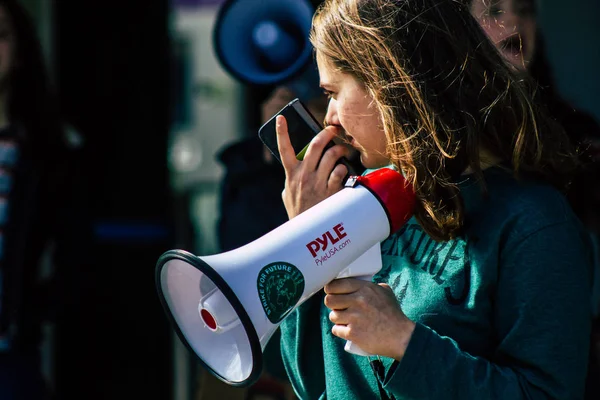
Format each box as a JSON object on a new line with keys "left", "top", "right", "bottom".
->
{"left": 470, "top": 0, "right": 537, "bottom": 72}
{"left": 0, "top": 5, "right": 15, "bottom": 90}
{"left": 261, "top": 86, "right": 327, "bottom": 125}
{"left": 261, "top": 87, "right": 296, "bottom": 125}
{"left": 318, "top": 52, "right": 388, "bottom": 169}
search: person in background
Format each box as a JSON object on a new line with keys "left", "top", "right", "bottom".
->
{"left": 217, "top": 65, "right": 328, "bottom": 254}
{"left": 0, "top": 1, "right": 89, "bottom": 399}
{"left": 211, "top": 66, "right": 328, "bottom": 400}
{"left": 277, "top": 0, "right": 593, "bottom": 398}
{"left": 469, "top": 0, "right": 600, "bottom": 230}
{"left": 469, "top": 1, "right": 600, "bottom": 397}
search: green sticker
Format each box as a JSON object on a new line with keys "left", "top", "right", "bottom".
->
{"left": 257, "top": 262, "right": 305, "bottom": 323}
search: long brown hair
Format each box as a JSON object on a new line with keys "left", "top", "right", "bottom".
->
{"left": 311, "top": 0, "right": 579, "bottom": 241}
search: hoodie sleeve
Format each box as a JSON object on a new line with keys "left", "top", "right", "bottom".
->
{"left": 279, "top": 292, "right": 327, "bottom": 400}
{"left": 383, "top": 221, "right": 592, "bottom": 400}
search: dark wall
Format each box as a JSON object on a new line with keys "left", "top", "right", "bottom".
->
{"left": 53, "top": 1, "right": 174, "bottom": 399}
{"left": 539, "top": 0, "right": 600, "bottom": 123}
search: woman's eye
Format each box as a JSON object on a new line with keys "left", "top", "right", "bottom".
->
{"left": 323, "top": 90, "right": 335, "bottom": 99}
{"left": 489, "top": 6, "right": 503, "bottom": 16}
{"left": 487, "top": 1, "right": 504, "bottom": 16}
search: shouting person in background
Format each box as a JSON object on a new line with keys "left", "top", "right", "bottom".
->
{"left": 469, "top": 0, "right": 600, "bottom": 397}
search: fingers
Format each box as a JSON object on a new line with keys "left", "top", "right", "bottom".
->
{"left": 275, "top": 115, "right": 297, "bottom": 173}
{"left": 329, "top": 307, "right": 365, "bottom": 325}
{"left": 328, "top": 163, "right": 349, "bottom": 188}
{"left": 303, "top": 126, "right": 348, "bottom": 172}
{"left": 329, "top": 309, "right": 347, "bottom": 325}
{"left": 378, "top": 283, "right": 397, "bottom": 300}
{"left": 278, "top": 120, "right": 349, "bottom": 188}
{"left": 331, "top": 324, "right": 351, "bottom": 341}
{"left": 326, "top": 281, "right": 413, "bottom": 359}
{"left": 324, "top": 278, "right": 363, "bottom": 295}
{"left": 317, "top": 127, "right": 350, "bottom": 175}
{"left": 324, "top": 279, "right": 370, "bottom": 312}
{"left": 300, "top": 125, "right": 336, "bottom": 171}
{"left": 281, "top": 188, "right": 294, "bottom": 220}
{"left": 328, "top": 309, "right": 353, "bottom": 340}
{"left": 324, "top": 292, "right": 356, "bottom": 310}
{"left": 328, "top": 311, "right": 361, "bottom": 343}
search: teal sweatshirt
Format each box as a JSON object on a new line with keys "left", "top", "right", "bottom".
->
{"left": 280, "top": 167, "right": 593, "bottom": 399}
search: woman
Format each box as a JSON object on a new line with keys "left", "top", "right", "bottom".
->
{"left": 275, "top": 0, "right": 593, "bottom": 399}
{"left": 469, "top": 0, "right": 600, "bottom": 231}
{"left": 470, "top": 0, "right": 600, "bottom": 396}
{"left": 469, "top": 0, "right": 536, "bottom": 72}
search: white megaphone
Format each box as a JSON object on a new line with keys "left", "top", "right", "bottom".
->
{"left": 155, "top": 168, "right": 415, "bottom": 387}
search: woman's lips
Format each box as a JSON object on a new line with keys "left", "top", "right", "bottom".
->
{"left": 340, "top": 132, "right": 355, "bottom": 147}
{"left": 332, "top": 128, "right": 354, "bottom": 147}
{"left": 500, "top": 34, "right": 525, "bottom": 58}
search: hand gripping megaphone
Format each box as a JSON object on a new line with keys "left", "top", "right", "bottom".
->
{"left": 213, "top": 0, "right": 315, "bottom": 86}
{"left": 155, "top": 168, "right": 415, "bottom": 386}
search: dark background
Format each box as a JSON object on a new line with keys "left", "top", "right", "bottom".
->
{"left": 54, "top": 1, "right": 173, "bottom": 399}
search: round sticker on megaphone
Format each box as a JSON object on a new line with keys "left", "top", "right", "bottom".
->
{"left": 257, "top": 261, "right": 305, "bottom": 323}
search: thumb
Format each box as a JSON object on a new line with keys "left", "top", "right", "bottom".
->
{"left": 378, "top": 283, "right": 393, "bottom": 292}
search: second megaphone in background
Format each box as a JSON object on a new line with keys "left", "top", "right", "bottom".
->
{"left": 213, "top": 0, "right": 316, "bottom": 86}
{"left": 155, "top": 168, "right": 416, "bottom": 387}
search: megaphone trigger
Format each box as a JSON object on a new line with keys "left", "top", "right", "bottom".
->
{"left": 345, "top": 340, "right": 372, "bottom": 357}
{"left": 335, "top": 243, "right": 382, "bottom": 356}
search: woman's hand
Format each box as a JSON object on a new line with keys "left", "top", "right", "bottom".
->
{"left": 276, "top": 115, "right": 350, "bottom": 219}
{"left": 324, "top": 278, "right": 416, "bottom": 361}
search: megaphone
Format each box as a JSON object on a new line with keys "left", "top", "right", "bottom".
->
{"left": 213, "top": 0, "right": 315, "bottom": 86}
{"left": 155, "top": 168, "right": 415, "bottom": 387}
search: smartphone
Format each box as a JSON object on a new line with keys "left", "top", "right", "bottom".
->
{"left": 258, "top": 98, "right": 364, "bottom": 176}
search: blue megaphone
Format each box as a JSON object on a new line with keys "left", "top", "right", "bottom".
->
{"left": 213, "top": 0, "right": 315, "bottom": 86}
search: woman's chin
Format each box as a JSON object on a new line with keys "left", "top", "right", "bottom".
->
{"left": 360, "top": 154, "right": 389, "bottom": 170}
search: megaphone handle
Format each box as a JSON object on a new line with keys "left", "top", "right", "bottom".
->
{"left": 343, "top": 274, "right": 374, "bottom": 357}
{"left": 344, "top": 340, "right": 372, "bottom": 356}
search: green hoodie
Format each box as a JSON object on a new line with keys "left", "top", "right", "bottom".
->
{"left": 280, "top": 167, "right": 592, "bottom": 399}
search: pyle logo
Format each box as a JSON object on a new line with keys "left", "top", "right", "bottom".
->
{"left": 306, "top": 223, "right": 348, "bottom": 257}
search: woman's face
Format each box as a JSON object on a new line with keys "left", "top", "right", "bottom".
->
{"left": 317, "top": 52, "right": 389, "bottom": 169}
{"left": 0, "top": 5, "right": 16, "bottom": 89}
{"left": 470, "top": 0, "right": 536, "bottom": 72}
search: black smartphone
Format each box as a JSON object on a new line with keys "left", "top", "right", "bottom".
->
{"left": 258, "top": 98, "right": 364, "bottom": 176}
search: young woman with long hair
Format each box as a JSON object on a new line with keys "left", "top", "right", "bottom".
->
{"left": 275, "top": 0, "right": 592, "bottom": 398}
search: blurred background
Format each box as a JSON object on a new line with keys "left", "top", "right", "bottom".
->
{"left": 3, "top": 0, "right": 598, "bottom": 399}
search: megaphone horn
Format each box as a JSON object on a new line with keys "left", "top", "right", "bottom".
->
{"left": 213, "top": 0, "right": 315, "bottom": 85}
{"left": 155, "top": 168, "right": 416, "bottom": 387}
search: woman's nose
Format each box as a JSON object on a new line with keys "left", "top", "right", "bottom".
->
{"left": 325, "top": 98, "right": 339, "bottom": 126}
